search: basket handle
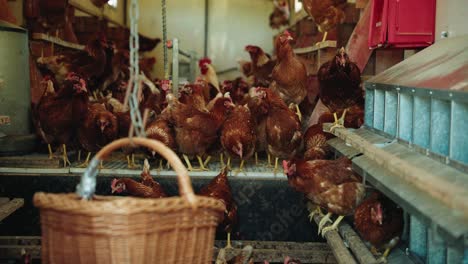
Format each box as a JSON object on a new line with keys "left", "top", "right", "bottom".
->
{"left": 76, "top": 137, "right": 197, "bottom": 209}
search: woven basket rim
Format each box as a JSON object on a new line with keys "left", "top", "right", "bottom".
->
{"left": 33, "top": 192, "right": 226, "bottom": 216}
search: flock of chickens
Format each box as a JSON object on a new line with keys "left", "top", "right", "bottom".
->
{"left": 31, "top": 27, "right": 402, "bottom": 262}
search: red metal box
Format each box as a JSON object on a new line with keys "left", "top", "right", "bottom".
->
{"left": 368, "top": 0, "right": 436, "bottom": 48}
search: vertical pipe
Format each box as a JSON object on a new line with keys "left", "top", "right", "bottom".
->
{"left": 409, "top": 215, "right": 427, "bottom": 261}
{"left": 204, "top": 0, "right": 209, "bottom": 57}
{"left": 427, "top": 227, "right": 446, "bottom": 264}
{"left": 189, "top": 50, "right": 197, "bottom": 82}
{"left": 172, "top": 38, "right": 179, "bottom": 95}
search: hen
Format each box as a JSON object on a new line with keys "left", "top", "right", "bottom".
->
{"left": 222, "top": 78, "right": 250, "bottom": 105}
{"left": 247, "top": 88, "right": 269, "bottom": 166}
{"left": 145, "top": 112, "right": 176, "bottom": 170}
{"left": 283, "top": 156, "right": 365, "bottom": 237}
{"left": 221, "top": 104, "right": 256, "bottom": 173}
{"left": 354, "top": 192, "right": 403, "bottom": 262}
{"left": 77, "top": 102, "right": 118, "bottom": 168}
{"left": 199, "top": 168, "right": 238, "bottom": 249}
{"left": 245, "top": 45, "right": 276, "bottom": 87}
{"left": 33, "top": 73, "right": 88, "bottom": 166}
{"left": 251, "top": 87, "right": 302, "bottom": 173}
{"left": 166, "top": 92, "right": 234, "bottom": 171}
{"left": 111, "top": 159, "right": 167, "bottom": 198}
{"left": 271, "top": 31, "right": 308, "bottom": 121}
{"left": 318, "top": 47, "right": 363, "bottom": 132}
{"left": 303, "top": 124, "right": 335, "bottom": 161}
{"left": 269, "top": 0, "right": 290, "bottom": 29}
{"left": 302, "top": 0, "right": 347, "bottom": 44}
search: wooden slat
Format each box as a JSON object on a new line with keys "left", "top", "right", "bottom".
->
{"left": 345, "top": 1, "right": 372, "bottom": 72}
{"left": 0, "top": 198, "right": 24, "bottom": 221}
{"left": 338, "top": 223, "right": 378, "bottom": 264}
{"left": 294, "top": 41, "right": 337, "bottom": 54}
{"left": 31, "top": 33, "right": 85, "bottom": 51}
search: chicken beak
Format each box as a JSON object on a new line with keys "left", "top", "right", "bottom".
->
{"left": 151, "top": 151, "right": 156, "bottom": 157}
{"left": 111, "top": 187, "right": 117, "bottom": 194}
{"left": 287, "top": 36, "right": 293, "bottom": 41}
{"left": 100, "top": 125, "right": 106, "bottom": 132}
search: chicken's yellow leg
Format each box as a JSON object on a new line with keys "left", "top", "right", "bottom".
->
{"left": 226, "top": 157, "right": 231, "bottom": 169}
{"left": 225, "top": 232, "right": 233, "bottom": 249}
{"left": 234, "top": 159, "right": 246, "bottom": 176}
{"left": 98, "top": 160, "right": 105, "bottom": 169}
{"left": 203, "top": 155, "right": 212, "bottom": 167}
{"left": 126, "top": 155, "right": 136, "bottom": 169}
{"left": 77, "top": 150, "right": 81, "bottom": 162}
{"left": 266, "top": 153, "right": 272, "bottom": 167}
{"left": 77, "top": 152, "right": 92, "bottom": 168}
{"left": 307, "top": 203, "right": 324, "bottom": 222}
{"left": 321, "top": 215, "right": 345, "bottom": 237}
{"left": 197, "top": 155, "right": 209, "bottom": 171}
{"left": 316, "top": 31, "right": 328, "bottom": 46}
{"left": 220, "top": 153, "right": 225, "bottom": 167}
{"left": 47, "top": 144, "right": 54, "bottom": 159}
{"left": 295, "top": 104, "right": 302, "bottom": 122}
{"left": 273, "top": 157, "right": 279, "bottom": 174}
{"left": 318, "top": 212, "right": 333, "bottom": 235}
{"left": 329, "top": 109, "right": 348, "bottom": 133}
{"left": 254, "top": 152, "right": 259, "bottom": 166}
{"left": 183, "top": 154, "right": 194, "bottom": 171}
{"left": 62, "top": 144, "right": 71, "bottom": 167}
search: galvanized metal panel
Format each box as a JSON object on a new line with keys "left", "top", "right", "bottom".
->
{"left": 410, "top": 216, "right": 428, "bottom": 261}
{"left": 430, "top": 99, "right": 451, "bottom": 156}
{"left": 413, "top": 96, "right": 431, "bottom": 148}
{"left": 447, "top": 244, "right": 465, "bottom": 264}
{"left": 384, "top": 91, "right": 398, "bottom": 136}
{"left": 0, "top": 23, "right": 31, "bottom": 136}
{"left": 450, "top": 102, "right": 468, "bottom": 164}
{"left": 365, "top": 87, "right": 375, "bottom": 126}
{"left": 427, "top": 228, "right": 447, "bottom": 264}
{"left": 399, "top": 93, "right": 414, "bottom": 142}
{"left": 373, "top": 89, "right": 385, "bottom": 130}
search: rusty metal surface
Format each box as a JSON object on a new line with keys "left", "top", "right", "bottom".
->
{"left": 368, "top": 36, "right": 468, "bottom": 92}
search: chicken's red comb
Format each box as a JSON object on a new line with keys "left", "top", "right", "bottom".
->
{"left": 198, "top": 57, "right": 212, "bottom": 67}
{"left": 245, "top": 45, "right": 258, "bottom": 52}
{"left": 283, "top": 30, "right": 292, "bottom": 37}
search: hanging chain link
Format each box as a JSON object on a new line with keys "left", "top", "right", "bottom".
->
{"left": 162, "top": 0, "right": 169, "bottom": 79}
{"left": 127, "top": 0, "right": 145, "bottom": 137}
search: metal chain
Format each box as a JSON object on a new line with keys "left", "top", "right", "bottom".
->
{"left": 162, "top": 0, "right": 169, "bottom": 79}
{"left": 127, "top": 0, "right": 145, "bottom": 137}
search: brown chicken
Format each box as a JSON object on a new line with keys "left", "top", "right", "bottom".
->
{"left": 178, "top": 83, "right": 209, "bottom": 112}
{"left": 283, "top": 156, "right": 365, "bottom": 237}
{"left": 271, "top": 31, "right": 308, "bottom": 121}
{"left": 245, "top": 45, "right": 276, "bottom": 87}
{"left": 33, "top": 73, "right": 88, "bottom": 166}
{"left": 145, "top": 112, "right": 176, "bottom": 169}
{"left": 111, "top": 159, "right": 167, "bottom": 198}
{"left": 247, "top": 88, "right": 269, "bottom": 165}
{"left": 354, "top": 192, "right": 403, "bottom": 262}
{"left": 318, "top": 47, "right": 363, "bottom": 132}
{"left": 0, "top": 0, "right": 17, "bottom": 24}
{"left": 221, "top": 78, "right": 250, "bottom": 105}
{"left": 166, "top": 92, "right": 234, "bottom": 171}
{"left": 303, "top": 124, "right": 335, "bottom": 160}
{"left": 199, "top": 168, "right": 238, "bottom": 249}
{"left": 251, "top": 87, "right": 302, "bottom": 173}
{"left": 269, "top": 0, "right": 290, "bottom": 29}
{"left": 221, "top": 104, "right": 256, "bottom": 173}
{"left": 77, "top": 102, "right": 118, "bottom": 168}
{"left": 302, "top": 0, "right": 347, "bottom": 44}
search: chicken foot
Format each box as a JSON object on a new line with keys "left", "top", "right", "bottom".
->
{"left": 273, "top": 157, "right": 279, "bottom": 175}
{"left": 197, "top": 155, "right": 209, "bottom": 171}
{"left": 219, "top": 153, "right": 225, "bottom": 167}
{"left": 254, "top": 152, "right": 259, "bottom": 165}
{"left": 307, "top": 203, "right": 324, "bottom": 221}
{"left": 317, "top": 212, "right": 333, "bottom": 235}
{"left": 376, "top": 237, "right": 400, "bottom": 263}
{"left": 225, "top": 232, "right": 233, "bottom": 249}
{"left": 233, "top": 159, "right": 246, "bottom": 176}
{"left": 329, "top": 109, "right": 348, "bottom": 133}
{"left": 203, "top": 155, "right": 212, "bottom": 167}
{"left": 126, "top": 154, "right": 139, "bottom": 169}
{"left": 47, "top": 144, "right": 56, "bottom": 159}
{"left": 316, "top": 31, "right": 328, "bottom": 46}
{"left": 183, "top": 154, "right": 195, "bottom": 171}
{"left": 321, "top": 215, "right": 345, "bottom": 237}
{"left": 98, "top": 160, "right": 106, "bottom": 170}
{"left": 266, "top": 153, "right": 273, "bottom": 168}
{"left": 77, "top": 152, "right": 92, "bottom": 168}
{"left": 292, "top": 103, "right": 302, "bottom": 122}
{"left": 61, "top": 144, "right": 72, "bottom": 167}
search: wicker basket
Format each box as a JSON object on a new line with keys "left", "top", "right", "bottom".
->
{"left": 34, "top": 138, "right": 226, "bottom": 264}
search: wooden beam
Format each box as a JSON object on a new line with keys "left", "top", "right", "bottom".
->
{"left": 293, "top": 40, "right": 337, "bottom": 54}
{"left": 31, "top": 33, "right": 85, "bottom": 51}
{"left": 345, "top": 1, "right": 372, "bottom": 72}
{"left": 0, "top": 198, "right": 24, "bottom": 221}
